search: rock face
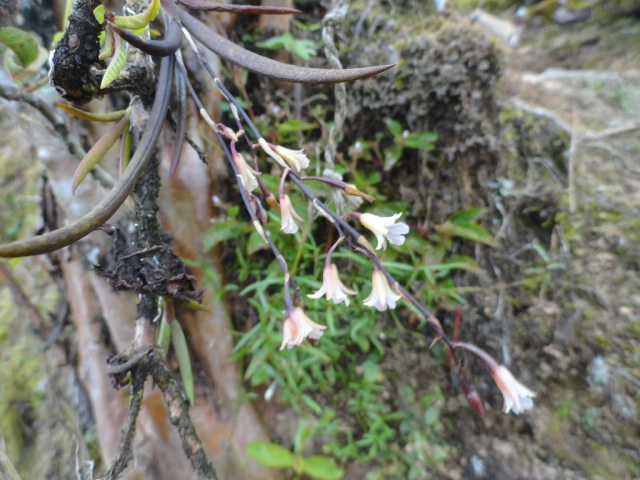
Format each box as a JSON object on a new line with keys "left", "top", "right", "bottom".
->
{"left": 345, "top": 10, "right": 505, "bottom": 223}
{"left": 349, "top": 12, "right": 502, "bottom": 146}
{"left": 343, "top": 7, "right": 568, "bottom": 238}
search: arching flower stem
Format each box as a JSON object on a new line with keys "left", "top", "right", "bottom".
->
{"left": 325, "top": 236, "right": 345, "bottom": 266}
{"left": 177, "top": 64, "right": 301, "bottom": 301}
{"left": 452, "top": 342, "right": 536, "bottom": 415}
{"left": 169, "top": 8, "right": 494, "bottom": 414}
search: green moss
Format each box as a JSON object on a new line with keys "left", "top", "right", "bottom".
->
{"left": 0, "top": 290, "right": 46, "bottom": 470}
{"left": 0, "top": 116, "right": 42, "bottom": 244}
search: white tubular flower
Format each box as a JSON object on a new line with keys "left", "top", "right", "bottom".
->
{"left": 257, "top": 138, "right": 288, "bottom": 169}
{"left": 280, "top": 194, "right": 304, "bottom": 234}
{"left": 359, "top": 212, "right": 409, "bottom": 250}
{"left": 492, "top": 365, "right": 536, "bottom": 414}
{"left": 308, "top": 264, "right": 357, "bottom": 306}
{"left": 363, "top": 270, "right": 402, "bottom": 311}
{"left": 274, "top": 145, "right": 310, "bottom": 172}
{"left": 232, "top": 151, "right": 259, "bottom": 192}
{"left": 280, "top": 307, "right": 328, "bottom": 350}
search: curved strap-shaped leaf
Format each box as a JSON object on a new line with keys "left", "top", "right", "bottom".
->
{"left": 169, "top": 64, "right": 187, "bottom": 177}
{"left": 176, "top": 0, "right": 300, "bottom": 14}
{"left": 55, "top": 103, "right": 130, "bottom": 122}
{"left": 168, "top": 2, "right": 394, "bottom": 84}
{"left": 0, "top": 55, "right": 175, "bottom": 258}
{"left": 170, "top": 320, "right": 195, "bottom": 406}
{"left": 109, "top": 13, "right": 182, "bottom": 57}
{"left": 72, "top": 114, "right": 131, "bottom": 193}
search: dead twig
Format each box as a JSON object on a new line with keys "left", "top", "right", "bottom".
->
{"left": 102, "top": 358, "right": 148, "bottom": 480}
{"left": 106, "top": 347, "right": 154, "bottom": 376}
{"left": 150, "top": 356, "right": 218, "bottom": 480}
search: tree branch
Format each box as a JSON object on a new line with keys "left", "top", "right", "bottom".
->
{"left": 150, "top": 356, "right": 219, "bottom": 480}
{"left": 102, "top": 360, "right": 147, "bottom": 480}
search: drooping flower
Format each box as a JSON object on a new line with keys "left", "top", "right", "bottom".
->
{"left": 280, "top": 194, "right": 303, "bottom": 234}
{"left": 491, "top": 365, "right": 536, "bottom": 414}
{"left": 363, "top": 270, "right": 402, "bottom": 311}
{"left": 256, "top": 138, "right": 310, "bottom": 172}
{"left": 274, "top": 145, "right": 310, "bottom": 172}
{"left": 359, "top": 212, "right": 409, "bottom": 250}
{"left": 232, "top": 150, "right": 259, "bottom": 192}
{"left": 308, "top": 264, "right": 357, "bottom": 306}
{"left": 280, "top": 307, "right": 328, "bottom": 350}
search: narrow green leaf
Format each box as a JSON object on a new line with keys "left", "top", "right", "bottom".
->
{"left": 246, "top": 441, "right": 294, "bottom": 468}
{"left": 72, "top": 114, "right": 130, "bottom": 193}
{"left": 301, "top": 394, "right": 323, "bottom": 415}
{"left": 256, "top": 33, "right": 318, "bottom": 60}
{"left": 239, "top": 277, "right": 282, "bottom": 296}
{"left": 171, "top": 321, "right": 195, "bottom": 406}
{"left": 56, "top": 102, "right": 129, "bottom": 122}
{"left": 443, "top": 254, "right": 479, "bottom": 272}
{"left": 403, "top": 131, "right": 437, "bottom": 149}
{"left": 156, "top": 312, "right": 171, "bottom": 355}
{"left": 231, "top": 322, "right": 264, "bottom": 354}
{"left": 119, "top": 128, "right": 132, "bottom": 176}
{"left": 278, "top": 119, "right": 318, "bottom": 134}
{"left": 174, "top": 296, "right": 209, "bottom": 312}
{"left": 0, "top": 27, "right": 39, "bottom": 67}
{"left": 531, "top": 242, "right": 551, "bottom": 263}
{"left": 203, "top": 221, "right": 250, "bottom": 251}
{"left": 100, "top": 34, "right": 128, "bottom": 89}
{"left": 436, "top": 222, "right": 496, "bottom": 246}
{"left": 448, "top": 207, "right": 486, "bottom": 224}
{"left": 112, "top": 0, "right": 161, "bottom": 32}
{"left": 244, "top": 348, "right": 270, "bottom": 380}
{"left": 302, "top": 456, "right": 344, "bottom": 480}
{"left": 93, "top": 5, "right": 105, "bottom": 24}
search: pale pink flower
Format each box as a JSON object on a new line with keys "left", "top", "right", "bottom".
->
{"left": 280, "top": 194, "right": 303, "bottom": 234}
{"left": 280, "top": 307, "right": 327, "bottom": 350}
{"left": 257, "top": 138, "right": 310, "bottom": 172}
{"left": 363, "top": 270, "right": 402, "bottom": 311}
{"left": 308, "top": 264, "right": 357, "bottom": 306}
{"left": 274, "top": 145, "right": 310, "bottom": 172}
{"left": 257, "top": 138, "right": 287, "bottom": 169}
{"left": 359, "top": 212, "right": 409, "bottom": 250}
{"left": 492, "top": 365, "right": 536, "bottom": 414}
{"left": 232, "top": 151, "right": 259, "bottom": 192}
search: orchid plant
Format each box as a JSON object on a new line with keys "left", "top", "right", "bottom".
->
{"left": 0, "top": 0, "right": 536, "bottom": 477}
